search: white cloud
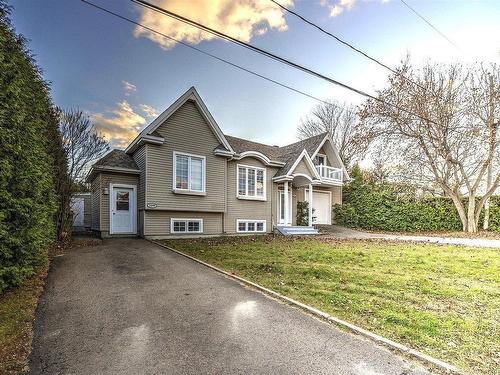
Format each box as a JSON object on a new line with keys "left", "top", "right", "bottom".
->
{"left": 133, "top": 0, "right": 294, "bottom": 50}
{"left": 122, "top": 80, "right": 137, "bottom": 96}
{"left": 139, "top": 103, "right": 159, "bottom": 118}
{"left": 322, "top": 0, "right": 389, "bottom": 18}
{"left": 92, "top": 101, "right": 146, "bottom": 148}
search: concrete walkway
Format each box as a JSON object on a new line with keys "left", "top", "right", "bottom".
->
{"left": 30, "top": 239, "right": 429, "bottom": 374}
{"left": 322, "top": 225, "right": 500, "bottom": 249}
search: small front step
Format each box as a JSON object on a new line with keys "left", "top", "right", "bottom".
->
{"left": 275, "top": 225, "right": 319, "bottom": 236}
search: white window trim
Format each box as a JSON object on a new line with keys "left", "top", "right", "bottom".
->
{"left": 173, "top": 151, "right": 206, "bottom": 194}
{"left": 236, "top": 219, "right": 267, "bottom": 233}
{"left": 170, "top": 218, "right": 204, "bottom": 234}
{"left": 236, "top": 164, "right": 267, "bottom": 201}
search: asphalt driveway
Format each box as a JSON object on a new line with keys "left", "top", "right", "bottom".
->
{"left": 30, "top": 239, "right": 429, "bottom": 375}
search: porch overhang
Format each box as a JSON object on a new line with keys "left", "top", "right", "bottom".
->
{"left": 86, "top": 166, "right": 141, "bottom": 182}
{"left": 125, "top": 134, "right": 165, "bottom": 154}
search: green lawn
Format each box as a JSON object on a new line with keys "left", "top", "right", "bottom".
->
{"left": 162, "top": 236, "right": 500, "bottom": 375}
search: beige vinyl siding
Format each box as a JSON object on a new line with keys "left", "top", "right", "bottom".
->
{"left": 145, "top": 101, "right": 226, "bottom": 212}
{"left": 145, "top": 210, "right": 223, "bottom": 236}
{"left": 132, "top": 145, "right": 146, "bottom": 210}
{"left": 90, "top": 175, "right": 100, "bottom": 230}
{"left": 99, "top": 172, "right": 139, "bottom": 232}
{"left": 291, "top": 158, "right": 315, "bottom": 176}
{"left": 331, "top": 186, "right": 342, "bottom": 204}
{"left": 226, "top": 157, "right": 278, "bottom": 233}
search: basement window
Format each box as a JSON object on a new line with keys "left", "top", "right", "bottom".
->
{"left": 237, "top": 220, "right": 266, "bottom": 233}
{"left": 171, "top": 218, "right": 203, "bottom": 234}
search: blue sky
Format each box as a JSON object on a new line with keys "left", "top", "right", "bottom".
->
{"left": 9, "top": 0, "right": 500, "bottom": 148}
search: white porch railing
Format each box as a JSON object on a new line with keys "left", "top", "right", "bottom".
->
{"left": 316, "top": 165, "right": 342, "bottom": 183}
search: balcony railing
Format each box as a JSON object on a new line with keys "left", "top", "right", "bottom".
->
{"left": 316, "top": 165, "right": 342, "bottom": 183}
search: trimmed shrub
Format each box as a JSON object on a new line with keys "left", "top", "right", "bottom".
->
{"left": 0, "top": 2, "right": 61, "bottom": 293}
{"left": 334, "top": 166, "right": 498, "bottom": 232}
{"left": 296, "top": 201, "right": 309, "bottom": 226}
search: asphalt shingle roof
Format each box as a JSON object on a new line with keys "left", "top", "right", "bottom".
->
{"left": 223, "top": 135, "right": 282, "bottom": 159}
{"left": 94, "top": 149, "right": 139, "bottom": 170}
{"left": 224, "top": 132, "right": 327, "bottom": 176}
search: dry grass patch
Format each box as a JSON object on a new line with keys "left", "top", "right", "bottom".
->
{"left": 0, "top": 267, "right": 48, "bottom": 374}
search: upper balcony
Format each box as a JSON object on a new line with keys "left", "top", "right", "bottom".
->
{"left": 316, "top": 165, "right": 343, "bottom": 183}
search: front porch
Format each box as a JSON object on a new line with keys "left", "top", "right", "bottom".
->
{"left": 274, "top": 172, "right": 342, "bottom": 234}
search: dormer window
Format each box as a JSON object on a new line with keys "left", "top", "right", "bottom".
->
{"left": 315, "top": 154, "right": 326, "bottom": 166}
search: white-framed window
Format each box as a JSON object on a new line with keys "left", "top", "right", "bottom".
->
{"left": 173, "top": 152, "right": 206, "bottom": 193}
{"left": 171, "top": 218, "right": 203, "bottom": 234}
{"left": 236, "top": 219, "right": 266, "bottom": 233}
{"left": 237, "top": 164, "right": 266, "bottom": 200}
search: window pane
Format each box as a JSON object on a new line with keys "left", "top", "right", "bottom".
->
{"left": 248, "top": 169, "right": 256, "bottom": 196}
{"left": 176, "top": 155, "right": 189, "bottom": 189}
{"left": 116, "top": 191, "right": 129, "bottom": 211}
{"left": 280, "top": 192, "right": 285, "bottom": 221}
{"left": 238, "top": 167, "right": 246, "bottom": 195}
{"left": 256, "top": 170, "right": 264, "bottom": 197}
{"left": 173, "top": 221, "right": 186, "bottom": 232}
{"left": 247, "top": 222, "right": 255, "bottom": 231}
{"left": 190, "top": 157, "right": 203, "bottom": 191}
{"left": 188, "top": 221, "right": 200, "bottom": 232}
{"left": 256, "top": 222, "right": 264, "bottom": 232}
{"left": 238, "top": 222, "right": 246, "bottom": 232}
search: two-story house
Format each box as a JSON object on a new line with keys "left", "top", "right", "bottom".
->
{"left": 87, "top": 87, "right": 348, "bottom": 238}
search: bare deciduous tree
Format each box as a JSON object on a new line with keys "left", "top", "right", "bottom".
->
{"left": 57, "top": 109, "right": 109, "bottom": 237}
{"left": 360, "top": 60, "right": 499, "bottom": 233}
{"left": 297, "top": 101, "right": 373, "bottom": 169}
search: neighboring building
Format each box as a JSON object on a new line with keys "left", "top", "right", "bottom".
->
{"left": 87, "top": 87, "right": 348, "bottom": 238}
{"left": 71, "top": 192, "right": 91, "bottom": 231}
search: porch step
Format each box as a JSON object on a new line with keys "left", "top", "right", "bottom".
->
{"left": 275, "top": 226, "right": 319, "bottom": 236}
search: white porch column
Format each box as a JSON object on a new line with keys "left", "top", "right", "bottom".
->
{"left": 284, "top": 181, "right": 290, "bottom": 226}
{"left": 308, "top": 184, "right": 313, "bottom": 226}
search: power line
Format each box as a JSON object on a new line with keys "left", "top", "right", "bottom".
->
{"left": 399, "top": 0, "right": 487, "bottom": 95}
{"left": 399, "top": 0, "right": 462, "bottom": 52}
{"left": 129, "top": 0, "right": 440, "bottom": 125}
{"left": 269, "top": 0, "right": 429, "bottom": 93}
{"left": 80, "top": 0, "right": 332, "bottom": 106}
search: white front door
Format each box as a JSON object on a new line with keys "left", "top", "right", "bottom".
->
{"left": 306, "top": 190, "right": 331, "bottom": 225}
{"left": 71, "top": 197, "right": 84, "bottom": 227}
{"left": 110, "top": 186, "right": 136, "bottom": 234}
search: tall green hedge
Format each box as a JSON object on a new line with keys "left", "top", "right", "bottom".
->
{"left": 333, "top": 166, "right": 499, "bottom": 232}
{"left": 0, "top": 2, "right": 61, "bottom": 293}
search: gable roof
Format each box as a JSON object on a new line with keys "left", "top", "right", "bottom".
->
{"left": 273, "top": 133, "right": 327, "bottom": 177}
{"left": 286, "top": 149, "right": 322, "bottom": 180}
{"left": 115, "top": 86, "right": 345, "bottom": 179}
{"left": 86, "top": 149, "right": 141, "bottom": 182}
{"left": 125, "top": 86, "right": 233, "bottom": 154}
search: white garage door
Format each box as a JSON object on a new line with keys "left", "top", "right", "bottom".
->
{"left": 306, "top": 190, "right": 331, "bottom": 225}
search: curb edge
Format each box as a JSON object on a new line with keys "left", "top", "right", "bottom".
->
{"left": 150, "top": 239, "right": 464, "bottom": 375}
